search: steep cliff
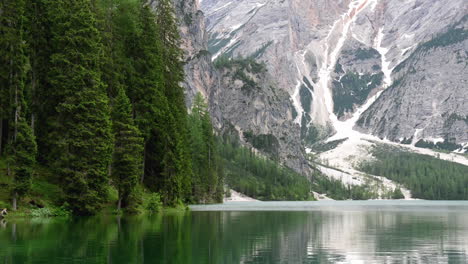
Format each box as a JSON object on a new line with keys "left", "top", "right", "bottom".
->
{"left": 172, "top": 0, "right": 310, "bottom": 174}
{"left": 356, "top": 17, "right": 468, "bottom": 147}
{"left": 201, "top": 0, "right": 468, "bottom": 152}
{"left": 171, "top": 0, "right": 218, "bottom": 107}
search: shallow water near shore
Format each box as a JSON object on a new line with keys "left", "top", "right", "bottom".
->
{"left": 1, "top": 201, "right": 467, "bottom": 263}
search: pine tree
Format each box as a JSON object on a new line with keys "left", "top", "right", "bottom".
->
{"left": 0, "top": 0, "right": 26, "bottom": 155}
{"left": 47, "top": 0, "right": 113, "bottom": 215}
{"left": 151, "top": 0, "right": 193, "bottom": 205}
{"left": 126, "top": 4, "right": 164, "bottom": 140}
{"left": 188, "top": 97, "right": 207, "bottom": 201}
{"left": 0, "top": 0, "right": 38, "bottom": 210}
{"left": 12, "top": 117, "right": 37, "bottom": 211}
{"left": 189, "top": 93, "right": 223, "bottom": 203}
{"left": 111, "top": 87, "right": 144, "bottom": 211}
{"left": 24, "top": 0, "right": 51, "bottom": 141}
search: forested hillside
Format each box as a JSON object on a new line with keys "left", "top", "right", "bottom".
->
{"left": 0, "top": 0, "right": 223, "bottom": 215}
{"left": 359, "top": 144, "right": 468, "bottom": 200}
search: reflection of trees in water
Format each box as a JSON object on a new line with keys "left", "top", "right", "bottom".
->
{"left": 0, "top": 219, "right": 7, "bottom": 228}
{"left": 372, "top": 212, "right": 468, "bottom": 262}
{"left": 0, "top": 210, "right": 467, "bottom": 263}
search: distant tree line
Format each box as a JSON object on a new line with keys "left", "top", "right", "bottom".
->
{"left": 219, "top": 134, "right": 312, "bottom": 201}
{"left": 359, "top": 144, "right": 468, "bottom": 200}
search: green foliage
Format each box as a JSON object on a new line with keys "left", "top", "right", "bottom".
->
{"left": 392, "top": 188, "right": 405, "bottom": 199}
{"left": 250, "top": 41, "right": 273, "bottom": 59}
{"left": 195, "top": 50, "right": 211, "bottom": 59}
{"left": 214, "top": 56, "right": 267, "bottom": 74}
{"left": 44, "top": 0, "right": 114, "bottom": 215}
{"left": 359, "top": 144, "right": 468, "bottom": 200}
{"left": 400, "top": 137, "right": 413, "bottom": 145}
{"left": 112, "top": 88, "right": 144, "bottom": 211}
{"left": 220, "top": 135, "right": 312, "bottom": 201}
{"left": 208, "top": 36, "right": 233, "bottom": 55}
{"left": 0, "top": 0, "right": 26, "bottom": 136}
{"left": 332, "top": 72, "right": 383, "bottom": 118}
{"left": 0, "top": 201, "right": 9, "bottom": 210}
{"left": 150, "top": 0, "right": 193, "bottom": 206}
{"left": 214, "top": 56, "right": 266, "bottom": 94}
{"left": 415, "top": 139, "right": 462, "bottom": 152}
{"left": 300, "top": 85, "right": 313, "bottom": 113}
{"left": 12, "top": 119, "right": 37, "bottom": 201}
{"left": 188, "top": 93, "right": 224, "bottom": 204}
{"left": 243, "top": 132, "right": 280, "bottom": 159}
{"left": 312, "top": 172, "right": 379, "bottom": 200}
{"left": 30, "top": 205, "right": 71, "bottom": 218}
{"left": 0, "top": 0, "right": 38, "bottom": 209}
{"left": 311, "top": 138, "right": 348, "bottom": 153}
{"left": 301, "top": 120, "right": 331, "bottom": 147}
{"left": 146, "top": 193, "right": 163, "bottom": 213}
{"left": 353, "top": 48, "right": 380, "bottom": 60}
{"left": 420, "top": 27, "right": 468, "bottom": 51}
{"left": 0, "top": 0, "right": 203, "bottom": 215}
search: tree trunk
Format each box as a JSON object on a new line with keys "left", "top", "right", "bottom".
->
{"left": 14, "top": 69, "right": 19, "bottom": 142}
{"left": 117, "top": 198, "right": 122, "bottom": 211}
{"left": 31, "top": 113, "right": 35, "bottom": 136}
{"left": 12, "top": 193, "right": 17, "bottom": 211}
{"left": 141, "top": 145, "right": 146, "bottom": 183}
{"left": 0, "top": 120, "right": 3, "bottom": 155}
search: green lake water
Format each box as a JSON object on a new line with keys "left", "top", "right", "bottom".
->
{"left": 1, "top": 201, "right": 468, "bottom": 263}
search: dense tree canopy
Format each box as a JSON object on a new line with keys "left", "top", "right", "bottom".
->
{"left": 359, "top": 145, "right": 468, "bottom": 200}
{"left": 0, "top": 0, "right": 221, "bottom": 214}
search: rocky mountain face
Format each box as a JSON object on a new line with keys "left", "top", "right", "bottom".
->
{"left": 170, "top": 0, "right": 218, "bottom": 107}
{"left": 356, "top": 18, "right": 468, "bottom": 146}
{"left": 171, "top": 0, "right": 309, "bottom": 174}
{"left": 200, "top": 0, "right": 468, "bottom": 151}
{"left": 212, "top": 59, "right": 309, "bottom": 173}
{"left": 173, "top": 0, "right": 467, "bottom": 183}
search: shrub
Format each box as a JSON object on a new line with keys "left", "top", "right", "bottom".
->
{"left": 30, "top": 205, "right": 71, "bottom": 218}
{"left": 0, "top": 200, "right": 10, "bottom": 211}
{"left": 392, "top": 188, "right": 405, "bottom": 199}
{"left": 146, "top": 193, "right": 163, "bottom": 212}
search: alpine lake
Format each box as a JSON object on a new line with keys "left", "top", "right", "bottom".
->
{"left": 1, "top": 201, "right": 468, "bottom": 263}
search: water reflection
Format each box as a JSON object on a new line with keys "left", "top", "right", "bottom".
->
{"left": 0, "top": 202, "right": 468, "bottom": 263}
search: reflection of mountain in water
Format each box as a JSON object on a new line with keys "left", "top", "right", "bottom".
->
{"left": 1, "top": 202, "right": 468, "bottom": 263}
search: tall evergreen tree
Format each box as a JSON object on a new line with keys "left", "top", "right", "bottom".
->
{"left": 12, "top": 117, "right": 37, "bottom": 211}
{"left": 0, "top": 0, "right": 38, "bottom": 210}
{"left": 126, "top": 4, "right": 164, "bottom": 140}
{"left": 24, "top": 0, "right": 51, "bottom": 139}
{"left": 111, "top": 87, "right": 144, "bottom": 211}
{"left": 189, "top": 93, "right": 223, "bottom": 203}
{"left": 151, "top": 0, "right": 193, "bottom": 205}
{"left": 47, "top": 0, "right": 113, "bottom": 215}
{"left": 0, "top": 0, "right": 26, "bottom": 155}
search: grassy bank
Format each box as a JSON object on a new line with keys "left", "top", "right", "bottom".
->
{"left": 0, "top": 157, "right": 188, "bottom": 218}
